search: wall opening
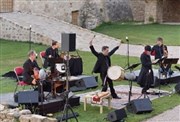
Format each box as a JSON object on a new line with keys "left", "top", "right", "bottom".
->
{"left": 71, "top": 10, "right": 79, "bottom": 25}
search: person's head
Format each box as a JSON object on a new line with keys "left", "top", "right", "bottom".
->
{"left": 102, "top": 46, "right": 109, "bottom": 56}
{"left": 52, "top": 40, "right": 59, "bottom": 49}
{"left": 156, "top": 37, "right": 163, "bottom": 46}
{"left": 144, "top": 45, "right": 151, "bottom": 55}
{"left": 28, "top": 50, "right": 37, "bottom": 61}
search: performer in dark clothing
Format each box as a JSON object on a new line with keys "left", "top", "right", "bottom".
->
{"left": 44, "top": 41, "right": 62, "bottom": 72}
{"left": 151, "top": 37, "right": 164, "bottom": 59}
{"left": 138, "top": 45, "right": 154, "bottom": 93}
{"left": 23, "top": 50, "right": 51, "bottom": 92}
{"left": 89, "top": 39, "right": 121, "bottom": 99}
{"left": 23, "top": 50, "right": 40, "bottom": 85}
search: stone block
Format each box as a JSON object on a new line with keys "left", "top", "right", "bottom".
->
{"left": 44, "top": 117, "right": 57, "bottom": 122}
{"left": 19, "top": 115, "right": 32, "bottom": 122}
{"left": 0, "top": 112, "right": 6, "bottom": 119}
{"left": 30, "top": 114, "right": 47, "bottom": 122}
{"left": 0, "top": 104, "right": 5, "bottom": 111}
{"left": 6, "top": 113, "right": 14, "bottom": 119}
{"left": 19, "top": 109, "right": 32, "bottom": 115}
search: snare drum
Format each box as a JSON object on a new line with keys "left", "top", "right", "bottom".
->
{"left": 107, "top": 66, "right": 125, "bottom": 81}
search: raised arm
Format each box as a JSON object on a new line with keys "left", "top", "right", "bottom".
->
{"left": 108, "top": 43, "right": 121, "bottom": 56}
{"left": 89, "top": 36, "right": 99, "bottom": 57}
{"left": 89, "top": 45, "right": 99, "bottom": 57}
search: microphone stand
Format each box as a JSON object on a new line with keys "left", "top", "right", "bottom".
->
{"left": 29, "top": 25, "right": 32, "bottom": 51}
{"left": 59, "top": 52, "right": 78, "bottom": 122}
{"left": 126, "top": 37, "right": 130, "bottom": 68}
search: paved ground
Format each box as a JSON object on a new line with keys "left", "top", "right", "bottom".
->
{"left": 144, "top": 105, "right": 180, "bottom": 122}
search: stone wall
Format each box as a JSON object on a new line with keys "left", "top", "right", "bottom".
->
{"left": 129, "top": 0, "right": 145, "bottom": 21}
{"left": 13, "top": 0, "right": 85, "bottom": 24}
{"left": 163, "top": 0, "right": 180, "bottom": 22}
{"left": 144, "top": 0, "right": 163, "bottom": 23}
{"left": 0, "top": 17, "right": 52, "bottom": 45}
{"left": 13, "top": 0, "right": 145, "bottom": 29}
{"left": 104, "top": 0, "right": 133, "bottom": 22}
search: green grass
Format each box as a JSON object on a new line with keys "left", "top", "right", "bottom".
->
{"left": 93, "top": 22, "right": 180, "bottom": 46}
{"left": 0, "top": 39, "right": 180, "bottom": 122}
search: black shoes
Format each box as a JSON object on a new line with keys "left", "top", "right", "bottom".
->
{"left": 113, "top": 95, "right": 121, "bottom": 99}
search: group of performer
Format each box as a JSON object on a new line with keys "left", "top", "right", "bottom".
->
{"left": 22, "top": 41, "right": 64, "bottom": 96}
{"left": 21, "top": 36, "right": 173, "bottom": 99}
{"left": 138, "top": 37, "right": 173, "bottom": 94}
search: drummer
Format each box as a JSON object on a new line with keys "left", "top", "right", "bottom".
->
{"left": 89, "top": 39, "right": 121, "bottom": 99}
{"left": 43, "top": 40, "right": 63, "bottom": 73}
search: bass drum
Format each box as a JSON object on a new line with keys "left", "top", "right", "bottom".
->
{"left": 107, "top": 66, "right": 125, "bottom": 81}
{"left": 56, "top": 63, "right": 66, "bottom": 74}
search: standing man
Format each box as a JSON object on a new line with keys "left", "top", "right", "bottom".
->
{"left": 89, "top": 39, "right": 121, "bottom": 99}
{"left": 137, "top": 45, "right": 154, "bottom": 94}
{"left": 151, "top": 37, "right": 164, "bottom": 59}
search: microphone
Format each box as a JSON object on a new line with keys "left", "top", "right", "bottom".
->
{"left": 126, "top": 36, "right": 129, "bottom": 42}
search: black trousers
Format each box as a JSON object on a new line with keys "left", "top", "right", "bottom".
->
{"left": 100, "top": 72, "right": 117, "bottom": 97}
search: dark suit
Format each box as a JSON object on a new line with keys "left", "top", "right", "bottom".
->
{"left": 23, "top": 59, "right": 51, "bottom": 92}
{"left": 23, "top": 59, "right": 40, "bottom": 84}
{"left": 137, "top": 52, "right": 154, "bottom": 93}
{"left": 44, "top": 47, "right": 60, "bottom": 72}
{"left": 151, "top": 45, "right": 163, "bottom": 59}
{"left": 90, "top": 45, "right": 119, "bottom": 97}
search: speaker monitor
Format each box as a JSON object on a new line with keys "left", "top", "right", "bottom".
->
{"left": 107, "top": 108, "right": 127, "bottom": 122}
{"left": 61, "top": 33, "right": 76, "bottom": 52}
{"left": 175, "top": 82, "right": 180, "bottom": 94}
{"left": 126, "top": 98, "right": 152, "bottom": 114}
{"left": 18, "top": 90, "right": 39, "bottom": 104}
{"left": 69, "top": 76, "right": 98, "bottom": 92}
{"left": 82, "top": 76, "right": 98, "bottom": 88}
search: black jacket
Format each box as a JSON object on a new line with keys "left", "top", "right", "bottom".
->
{"left": 89, "top": 45, "right": 119, "bottom": 74}
{"left": 22, "top": 59, "right": 40, "bottom": 84}
{"left": 137, "top": 52, "right": 153, "bottom": 87}
{"left": 44, "top": 47, "right": 59, "bottom": 68}
{"left": 151, "top": 45, "right": 163, "bottom": 59}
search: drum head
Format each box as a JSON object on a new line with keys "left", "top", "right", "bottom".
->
{"left": 56, "top": 63, "right": 66, "bottom": 73}
{"left": 108, "top": 66, "right": 124, "bottom": 80}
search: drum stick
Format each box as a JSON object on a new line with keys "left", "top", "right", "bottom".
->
{"left": 91, "top": 35, "right": 96, "bottom": 41}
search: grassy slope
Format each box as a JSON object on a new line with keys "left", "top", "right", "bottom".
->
{"left": 93, "top": 22, "right": 180, "bottom": 46}
{"left": 0, "top": 39, "right": 180, "bottom": 122}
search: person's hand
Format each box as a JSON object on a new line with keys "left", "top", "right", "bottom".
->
{"left": 32, "top": 79, "right": 37, "bottom": 85}
{"left": 89, "top": 35, "right": 96, "bottom": 46}
{"left": 89, "top": 40, "right": 93, "bottom": 46}
{"left": 118, "top": 42, "right": 121, "bottom": 47}
{"left": 49, "top": 55, "right": 52, "bottom": 58}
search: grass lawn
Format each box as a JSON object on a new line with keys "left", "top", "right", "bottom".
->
{"left": 0, "top": 39, "right": 180, "bottom": 122}
{"left": 93, "top": 22, "right": 180, "bottom": 46}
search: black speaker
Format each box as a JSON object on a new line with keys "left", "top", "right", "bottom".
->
{"left": 69, "top": 76, "right": 98, "bottom": 92}
{"left": 18, "top": 90, "right": 39, "bottom": 104}
{"left": 61, "top": 33, "right": 76, "bottom": 52}
{"left": 81, "top": 76, "right": 98, "bottom": 88}
{"left": 126, "top": 98, "right": 152, "bottom": 114}
{"left": 107, "top": 108, "right": 127, "bottom": 122}
{"left": 175, "top": 82, "right": 180, "bottom": 94}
